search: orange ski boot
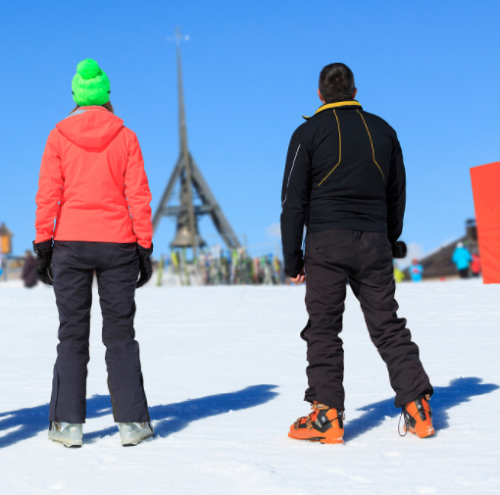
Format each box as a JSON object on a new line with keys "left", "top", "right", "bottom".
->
{"left": 402, "top": 395, "right": 434, "bottom": 438}
{"left": 288, "top": 402, "right": 344, "bottom": 444}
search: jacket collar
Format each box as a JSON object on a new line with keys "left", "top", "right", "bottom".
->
{"left": 303, "top": 100, "right": 362, "bottom": 120}
{"left": 65, "top": 106, "right": 111, "bottom": 120}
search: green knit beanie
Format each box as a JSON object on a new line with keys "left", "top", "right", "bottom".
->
{"left": 71, "top": 59, "right": 110, "bottom": 106}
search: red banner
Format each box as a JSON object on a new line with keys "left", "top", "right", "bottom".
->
{"left": 470, "top": 161, "right": 500, "bottom": 283}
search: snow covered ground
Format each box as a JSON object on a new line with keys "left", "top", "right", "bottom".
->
{"left": 0, "top": 280, "right": 499, "bottom": 494}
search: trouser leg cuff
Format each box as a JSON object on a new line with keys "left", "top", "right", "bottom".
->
{"left": 394, "top": 385, "right": 434, "bottom": 408}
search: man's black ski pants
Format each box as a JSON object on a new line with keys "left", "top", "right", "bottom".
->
{"left": 49, "top": 241, "right": 150, "bottom": 424}
{"left": 302, "top": 229, "right": 433, "bottom": 411}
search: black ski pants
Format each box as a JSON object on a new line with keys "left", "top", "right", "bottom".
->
{"left": 458, "top": 268, "right": 469, "bottom": 279}
{"left": 49, "top": 241, "right": 150, "bottom": 424}
{"left": 302, "top": 229, "right": 433, "bottom": 411}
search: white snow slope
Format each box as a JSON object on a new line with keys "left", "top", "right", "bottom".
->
{"left": 0, "top": 280, "right": 499, "bottom": 495}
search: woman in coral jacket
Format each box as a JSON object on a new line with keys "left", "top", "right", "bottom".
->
{"left": 33, "top": 59, "right": 154, "bottom": 448}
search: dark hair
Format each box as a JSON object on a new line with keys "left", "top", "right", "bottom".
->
{"left": 70, "top": 101, "right": 114, "bottom": 115}
{"left": 318, "top": 63, "right": 355, "bottom": 103}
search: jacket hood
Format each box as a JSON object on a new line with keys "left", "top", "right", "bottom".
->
{"left": 56, "top": 106, "right": 124, "bottom": 148}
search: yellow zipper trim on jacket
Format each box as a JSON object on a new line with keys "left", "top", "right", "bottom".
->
{"left": 318, "top": 109, "right": 341, "bottom": 186}
{"left": 303, "top": 101, "right": 361, "bottom": 120}
{"left": 356, "top": 109, "right": 385, "bottom": 181}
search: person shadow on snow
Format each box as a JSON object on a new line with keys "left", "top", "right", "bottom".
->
{"left": 0, "top": 377, "right": 497, "bottom": 448}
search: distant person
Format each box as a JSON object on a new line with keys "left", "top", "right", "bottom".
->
{"left": 410, "top": 259, "right": 423, "bottom": 282}
{"left": 33, "top": 59, "right": 154, "bottom": 448}
{"left": 452, "top": 242, "right": 472, "bottom": 279}
{"left": 281, "top": 63, "right": 434, "bottom": 444}
{"left": 21, "top": 250, "right": 37, "bottom": 288}
{"left": 393, "top": 262, "right": 405, "bottom": 283}
{"left": 471, "top": 251, "right": 481, "bottom": 278}
{"left": 0, "top": 244, "right": 7, "bottom": 281}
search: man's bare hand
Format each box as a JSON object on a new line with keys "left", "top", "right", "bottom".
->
{"left": 291, "top": 268, "right": 305, "bottom": 285}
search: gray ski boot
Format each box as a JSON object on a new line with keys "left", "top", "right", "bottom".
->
{"left": 118, "top": 422, "right": 154, "bottom": 446}
{"left": 48, "top": 422, "right": 83, "bottom": 448}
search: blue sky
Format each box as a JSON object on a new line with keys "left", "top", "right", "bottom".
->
{"left": 1, "top": 0, "right": 499, "bottom": 258}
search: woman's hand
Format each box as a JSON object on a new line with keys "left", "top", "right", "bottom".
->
{"left": 136, "top": 243, "right": 153, "bottom": 288}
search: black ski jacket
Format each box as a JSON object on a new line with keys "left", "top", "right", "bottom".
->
{"left": 280, "top": 100, "right": 406, "bottom": 277}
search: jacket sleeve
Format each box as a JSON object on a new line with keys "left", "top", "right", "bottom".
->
{"left": 386, "top": 133, "right": 406, "bottom": 243}
{"left": 124, "top": 132, "right": 153, "bottom": 248}
{"left": 280, "top": 129, "right": 311, "bottom": 277}
{"left": 35, "top": 130, "right": 63, "bottom": 243}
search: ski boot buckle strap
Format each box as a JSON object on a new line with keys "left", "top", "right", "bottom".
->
{"left": 293, "top": 403, "right": 334, "bottom": 430}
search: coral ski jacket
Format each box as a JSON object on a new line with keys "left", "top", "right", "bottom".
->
{"left": 35, "top": 106, "right": 152, "bottom": 248}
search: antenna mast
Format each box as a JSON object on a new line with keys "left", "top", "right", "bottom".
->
{"left": 152, "top": 29, "right": 241, "bottom": 256}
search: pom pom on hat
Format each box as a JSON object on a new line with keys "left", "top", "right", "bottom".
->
{"left": 77, "top": 59, "right": 100, "bottom": 80}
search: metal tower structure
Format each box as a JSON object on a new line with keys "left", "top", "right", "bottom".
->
{"left": 152, "top": 29, "right": 241, "bottom": 256}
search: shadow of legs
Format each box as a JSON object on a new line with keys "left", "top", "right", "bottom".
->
{"left": 0, "top": 395, "right": 113, "bottom": 449}
{"left": 1, "top": 385, "right": 279, "bottom": 447}
{"left": 344, "top": 377, "right": 499, "bottom": 442}
{"left": 84, "top": 384, "right": 279, "bottom": 441}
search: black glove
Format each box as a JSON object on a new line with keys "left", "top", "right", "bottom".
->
{"left": 391, "top": 240, "right": 407, "bottom": 259}
{"left": 33, "top": 240, "right": 54, "bottom": 285}
{"left": 136, "top": 243, "right": 153, "bottom": 288}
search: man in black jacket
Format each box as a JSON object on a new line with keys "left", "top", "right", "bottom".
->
{"left": 282, "top": 63, "right": 434, "bottom": 444}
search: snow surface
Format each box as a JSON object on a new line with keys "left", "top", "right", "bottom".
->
{"left": 0, "top": 280, "right": 499, "bottom": 494}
